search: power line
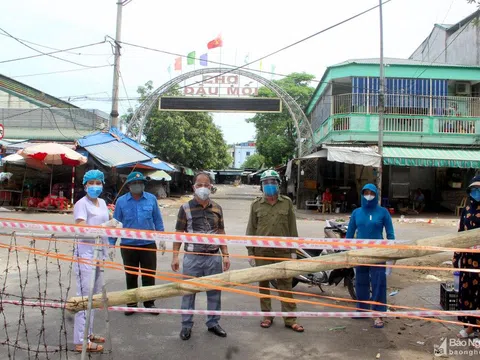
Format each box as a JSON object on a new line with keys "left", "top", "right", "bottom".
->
{"left": 119, "top": 40, "right": 320, "bottom": 83}
{"left": 119, "top": 71, "right": 133, "bottom": 110}
{"left": 119, "top": 0, "right": 392, "bottom": 91}
{"left": 175, "top": 0, "right": 393, "bottom": 91}
{"left": 9, "top": 64, "right": 113, "bottom": 79}
{"left": 406, "top": 18, "right": 473, "bottom": 85}
{"left": 0, "top": 32, "right": 111, "bottom": 56}
{"left": 0, "top": 28, "right": 107, "bottom": 67}
{"left": 406, "top": 0, "right": 455, "bottom": 80}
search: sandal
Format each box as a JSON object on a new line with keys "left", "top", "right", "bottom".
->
{"left": 285, "top": 323, "right": 304, "bottom": 332}
{"left": 457, "top": 329, "right": 475, "bottom": 339}
{"left": 88, "top": 334, "right": 105, "bottom": 343}
{"left": 373, "top": 318, "right": 384, "bottom": 329}
{"left": 260, "top": 319, "right": 273, "bottom": 328}
{"left": 75, "top": 342, "right": 104, "bottom": 353}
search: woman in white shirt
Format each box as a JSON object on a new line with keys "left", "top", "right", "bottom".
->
{"left": 73, "top": 169, "right": 109, "bottom": 353}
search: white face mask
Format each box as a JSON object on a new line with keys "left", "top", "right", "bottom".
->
{"left": 195, "top": 187, "right": 211, "bottom": 201}
{"left": 364, "top": 195, "right": 375, "bottom": 201}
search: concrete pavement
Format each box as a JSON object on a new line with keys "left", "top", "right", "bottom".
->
{"left": 0, "top": 184, "right": 470, "bottom": 359}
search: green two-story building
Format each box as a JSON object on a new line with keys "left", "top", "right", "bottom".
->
{"left": 304, "top": 58, "right": 480, "bottom": 212}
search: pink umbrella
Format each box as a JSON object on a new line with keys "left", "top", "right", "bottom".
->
{"left": 18, "top": 143, "right": 87, "bottom": 204}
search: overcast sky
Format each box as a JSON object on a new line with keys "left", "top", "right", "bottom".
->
{"left": 0, "top": 0, "right": 476, "bottom": 144}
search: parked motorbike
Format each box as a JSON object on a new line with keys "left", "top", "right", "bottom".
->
{"left": 256, "top": 219, "right": 356, "bottom": 300}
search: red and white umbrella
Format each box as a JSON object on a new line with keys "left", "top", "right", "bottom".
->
{"left": 18, "top": 143, "right": 87, "bottom": 204}
{"left": 18, "top": 143, "right": 87, "bottom": 166}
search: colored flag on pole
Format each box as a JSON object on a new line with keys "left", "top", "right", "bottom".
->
{"left": 244, "top": 53, "right": 250, "bottom": 64}
{"left": 259, "top": 60, "right": 263, "bottom": 71}
{"left": 207, "top": 34, "right": 223, "bottom": 49}
{"left": 167, "top": 65, "right": 172, "bottom": 75}
{"left": 187, "top": 51, "right": 196, "bottom": 65}
{"left": 174, "top": 57, "right": 182, "bottom": 71}
{"left": 200, "top": 53, "right": 208, "bottom": 66}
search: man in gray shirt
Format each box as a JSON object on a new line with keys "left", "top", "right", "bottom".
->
{"left": 171, "top": 172, "right": 230, "bottom": 340}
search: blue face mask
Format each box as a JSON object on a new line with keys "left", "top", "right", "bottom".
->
{"left": 470, "top": 188, "right": 480, "bottom": 202}
{"left": 86, "top": 185, "right": 103, "bottom": 199}
{"left": 263, "top": 184, "right": 279, "bottom": 197}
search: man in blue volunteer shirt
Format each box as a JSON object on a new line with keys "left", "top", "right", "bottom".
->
{"left": 112, "top": 172, "right": 164, "bottom": 315}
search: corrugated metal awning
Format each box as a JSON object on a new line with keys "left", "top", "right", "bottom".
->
{"left": 383, "top": 147, "right": 480, "bottom": 168}
{"left": 85, "top": 142, "right": 149, "bottom": 167}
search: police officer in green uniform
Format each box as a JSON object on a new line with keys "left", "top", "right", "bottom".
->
{"left": 246, "top": 170, "right": 304, "bottom": 333}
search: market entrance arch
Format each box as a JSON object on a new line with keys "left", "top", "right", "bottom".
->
{"left": 125, "top": 67, "right": 315, "bottom": 157}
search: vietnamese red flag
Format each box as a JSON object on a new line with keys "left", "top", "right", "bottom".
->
{"left": 207, "top": 35, "right": 223, "bottom": 49}
{"left": 174, "top": 57, "right": 182, "bottom": 71}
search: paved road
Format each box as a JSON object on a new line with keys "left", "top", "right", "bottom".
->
{"left": 0, "top": 185, "right": 466, "bottom": 360}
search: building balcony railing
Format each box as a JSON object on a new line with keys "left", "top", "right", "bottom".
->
{"left": 315, "top": 114, "right": 479, "bottom": 146}
{"left": 332, "top": 93, "right": 480, "bottom": 118}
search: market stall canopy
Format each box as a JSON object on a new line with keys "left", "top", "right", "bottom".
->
{"left": 298, "top": 146, "right": 381, "bottom": 168}
{"left": 117, "top": 158, "right": 175, "bottom": 172}
{"left": 18, "top": 142, "right": 87, "bottom": 166}
{"left": 77, "top": 127, "right": 172, "bottom": 168}
{"left": 146, "top": 170, "right": 172, "bottom": 181}
{"left": 2, "top": 154, "right": 52, "bottom": 172}
{"left": 383, "top": 147, "right": 480, "bottom": 169}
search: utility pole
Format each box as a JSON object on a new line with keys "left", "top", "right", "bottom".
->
{"left": 110, "top": 1, "right": 124, "bottom": 128}
{"left": 296, "top": 140, "right": 302, "bottom": 208}
{"left": 377, "top": 0, "right": 385, "bottom": 204}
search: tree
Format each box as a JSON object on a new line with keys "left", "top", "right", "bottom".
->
{"left": 241, "top": 153, "right": 265, "bottom": 169}
{"left": 125, "top": 82, "right": 232, "bottom": 169}
{"left": 247, "top": 73, "right": 315, "bottom": 167}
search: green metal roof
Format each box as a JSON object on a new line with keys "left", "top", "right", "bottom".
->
{"left": 4, "top": 128, "right": 93, "bottom": 141}
{"left": 383, "top": 147, "right": 480, "bottom": 169}
{"left": 331, "top": 57, "right": 476, "bottom": 68}
{"left": 0, "top": 74, "right": 77, "bottom": 109}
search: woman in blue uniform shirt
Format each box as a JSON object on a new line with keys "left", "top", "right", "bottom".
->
{"left": 346, "top": 183, "right": 395, "bottom": 328}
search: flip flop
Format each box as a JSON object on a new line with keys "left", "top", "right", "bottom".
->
{"left": 88, "top": 334, "right": 105, "bottom": 343}
{"left": 260, "top": 319, "right": 273, "bottom": 328}
{"left": 373, "top": 318, "right": 384, "bottom": 329}
{"left": 75, "top": 342, "right": 104, "bottom": 353}
{"left": 285, "top": 323, "right": 304, "bottom": 332}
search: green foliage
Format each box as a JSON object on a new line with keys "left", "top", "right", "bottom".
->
{"left": 241, "top": 153, "right": 265, "bottom": 169}
{"left": 467, "top": 0, "right": 480, "bottom": 25}
{"left": 126, "top": 82, "right": 232, "bottom": 169}
{"left": 247, "top": 72, "right": 315, "bottom": 167}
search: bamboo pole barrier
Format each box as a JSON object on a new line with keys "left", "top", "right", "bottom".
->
{"left": 66, "top": 228, "right": 480, "bottom": 313}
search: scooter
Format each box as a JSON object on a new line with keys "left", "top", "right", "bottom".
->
{"left": 262, "top": 219, "right": 356, "bottom": 300}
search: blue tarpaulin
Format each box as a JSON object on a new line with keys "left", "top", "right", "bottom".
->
{"left": 117, "top": 159, "right": 175, "bottom": 172}
{"left": 77, "top": 127, "right": 169, "bottom": 168}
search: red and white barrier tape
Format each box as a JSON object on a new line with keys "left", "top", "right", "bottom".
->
{"left": 1, "top": 300, "right": 477, "bottom": 318}
{"left": 0, "top": 219, "right": 398, "bottom": 250}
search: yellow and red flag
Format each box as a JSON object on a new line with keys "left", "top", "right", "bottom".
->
{"left": 207, "top": 34, "right": 223, "bottom": 50}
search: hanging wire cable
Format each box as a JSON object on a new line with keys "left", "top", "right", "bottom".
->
{"left": 172, "top": 0, "right": 393, "bottom": 91}
{"left": 0, "top": 32, "right": 112, "bottom": 56}
{"left": 0, "top": 28, "right": 107, "bottom": 67}
{"left": 10, "top": 64, "right": 113, "bottom": 78}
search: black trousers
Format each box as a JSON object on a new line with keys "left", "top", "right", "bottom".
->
{"left": 120, "top": 242, "right": 157, "bottom": 307}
